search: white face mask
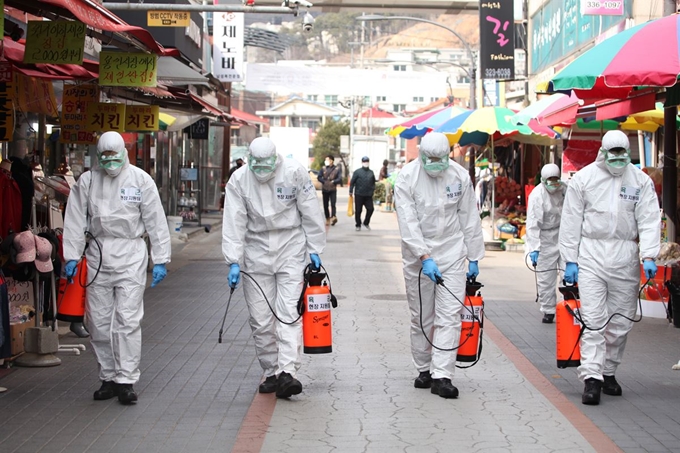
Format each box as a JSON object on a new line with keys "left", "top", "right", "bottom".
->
{"left": 325, "top": 159, "right": 332, "bottom": 166}
{"left": 362, "top": 162, "right": 369, "bottom": 168}
{"left": 105, "top": 166, "right": 124, "bottom": 177}
{"left": 253, "top": 170, "right": 276, "bottom": 183}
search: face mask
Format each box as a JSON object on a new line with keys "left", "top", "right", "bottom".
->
{"left": 362, "top": 162, "right": 369, "bottom": 168}
{"left": 325, "top": 160, "right": 332, "bottom": 166}
{"left": 603, "top": 148, "right": 630, "bottom": 175}
{"left": 543, "top": 179, "right": 561, "bottom": 193}
{"left": 98, "top": 150, "right": 125, "bottom": 176}
{"left": 253, "top": 171, "right": 276, "bottom": 183}
{"left": 421, "top": 154, "right": 449, "bottom": 173}
{"left": 249, "top": 155, "right": 277, "bottom": 175}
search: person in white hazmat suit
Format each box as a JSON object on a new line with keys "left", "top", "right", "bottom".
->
{"left": 62, "top": 131, "right": 171, "bottom": 405}
{"left": 222, "top": 137, "right": 326, "bottom": 399}
{"left": 526, "top": 163, "right": 567, "bottom": 324}
{"left": 394, "top": 132, "right": 485, "bottom": 399}
{"left": 559, "top": 130, "right": 660, "bottom": 406}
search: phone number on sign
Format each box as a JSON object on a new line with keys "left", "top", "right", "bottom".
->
{"left": 483, "top": 68, "right": 512, "bottom": 79}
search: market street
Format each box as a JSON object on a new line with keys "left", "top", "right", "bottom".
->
{"left": 1, "top": 191, "right": 680, "bottom": 453}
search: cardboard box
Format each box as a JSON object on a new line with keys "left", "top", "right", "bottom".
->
{"left": 9, "top": 322, "right": 31, "bottom": 356}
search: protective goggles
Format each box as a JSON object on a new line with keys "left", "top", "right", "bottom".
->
{"left": 420, "top": 154, "right": 449, "bottom": 172}
{"left": 98, "top": 150, "right": 125, "bottom": 170}
{"left": 249, "top": 154, "right": 277, "bottom": 174}
{"left": 603, "top": 147, "right": 631, "bottom": 168}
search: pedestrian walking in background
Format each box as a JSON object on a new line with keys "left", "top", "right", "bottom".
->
{"left": 349, "top": 156, "right": 376, "bottom": 231}
{"left": 394, "top": 132, "right": 484, "bottom": 399}
{"left": 317, "top": 154, "right": 342, "bottom": 226}
{"left": 62, "top": 131, "right": 171, "bottom": 405}
{"left": 379, "top": 159, "right": 389, "bottom": 181}
{"left": 525, "top": 163, "right": 566, "bottom": 324}
{"left": 559, "top": 130, "right": 660, "bottom": 406}
{"left": 222, "top": 137, "right": 326, "bottom": 399}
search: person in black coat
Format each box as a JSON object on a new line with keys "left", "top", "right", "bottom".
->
{"left": 349, "top": 156, "right": 376, "bottom": 231}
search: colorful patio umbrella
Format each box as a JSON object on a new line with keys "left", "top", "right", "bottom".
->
{"left": 511, "top": 92, "right": 583, "bottom": 127}
{"left": 546, "top": 14, "right": 680, "bottom": 99}
{"left": 387, "top": 105, "right": 468, "bottom": 139}
{"left": 434, "top": 107, "right": 559, "bottom": 146}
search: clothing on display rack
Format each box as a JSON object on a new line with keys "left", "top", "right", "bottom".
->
{"left": 0, "top": 161, "right": 23, "bottom": 239}
{"left": 9, "top": 157, "right": 35, "bottom": 232}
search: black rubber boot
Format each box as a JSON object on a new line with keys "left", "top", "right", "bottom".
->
{"left": 118, "top": 384, "right": 138, "bottom": 405}
{"left": 542, "top": 314, "right": 555, "bottom": 324}
{"left": 276, "top": 372, "right": 302, "bottom": 399}
{"left": 582, "top": 378, "right": 602, "bottom": 405}
{"left": 259, "top": 375, "right": 277, "bottom": 394}
{"left": 93, "top": 381, "right": 119, "bottom": 401}
{"left": 430, "top": 378, "right": 459, "bottom": 399}
{"left": 602, "top": 375, "right": 622, "bottom": 396}
{"left": 70, "top": 322, "right": 90, "bottom": 338}
{"left": 414, "top": 371, "right": 433, "bottom": 389}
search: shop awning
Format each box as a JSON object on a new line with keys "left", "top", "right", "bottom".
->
{"left": 184, "top": 92, "right": 249, "bottom": 125}
{"left": 157, "top": 57, "right": 210, "bottom": 87}
{"left": 230, "top": 108, "right": 269, "bottom": 125}
{"left": 5, "top": 0, "right": 178, "bottom": 56}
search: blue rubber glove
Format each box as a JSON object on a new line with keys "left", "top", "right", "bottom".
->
{"left": 229, "top": 263, "right": 240, "bottom": 288}
{"left": 529, "top": 251, "right": 539, "bottom": 267}
{"left": 467, "top": 261, "right": 479, "bottom": 279}
{"left": 310, "top": 253, "right": 321, "bottom": 271}
{"left": 565, "top": 262, "right": 579, "bottom": 284}
{"left": 421, "top": 258, "right": 442, "bottom": 283}
{"left": 643, "top": 260, "right": 657, "bottom": 279}
{"left": 151, "top": 264, "right": 167, "bottom": 288}
{"left": 64, "top": 260, "right": 78, "bottom": 283}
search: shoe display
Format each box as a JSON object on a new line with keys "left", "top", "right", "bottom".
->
{"left": 430, "top": 378, "right": 459, "bottom": 399}
{"left": 582, "top": 378, "right": 602, "bottom": 405}
{"left": 331, "top": 216, "right": 338, "bottom": 226}
{"left": 542, "top": 314, "right": 555, "bottom": 324}
{"left": 276, "top": 372, "right": 302, "bottom": 398}
{"left": 414, "top": 371, "right": 433, "bottom": 389}
{"left": 93, "top": 381, "right": 119, "bottom": 400}
{"left": 259, "top": 375, "right": 277, "bottom": 394}
{"left": 118, "top": 384, "right": 138, "bottom": 405}
{"left": 602, "top": 375, "right": 622, "bottom": 396}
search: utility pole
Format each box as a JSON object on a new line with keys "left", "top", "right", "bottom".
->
{"left": 664, "top": 0, "right": 678, "bottom": 242}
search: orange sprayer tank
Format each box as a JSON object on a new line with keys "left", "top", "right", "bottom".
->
{"left": 556, "top": 284, "right": 582, "bottom": 368}
{"left": 457, "top": 279, "right": 484, "bottom": 363}
{"left": 302, "top": 274, "right": 333, "bottom": 354}
{"left": 57, "top": 259, "right": 87, "bottom": 323}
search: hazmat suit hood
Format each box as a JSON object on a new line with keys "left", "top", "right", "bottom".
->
{"left": 96, "top": 131, "right": 129, "bottom": 177}
{"left": 598, "top": 130, "right": 631, "bottom": 177}
{"left": 248, "top": 137, "right": 279, "bottom": 183}
{"left": 419, "top": 132, "right": 450, "bottom": 178}
{"left": 540, "top": 163, "right": 562, "bottom": 194}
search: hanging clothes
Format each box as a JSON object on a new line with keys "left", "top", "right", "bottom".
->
{"left": 0, "top": 168, "right": 23, "bottom": 239}
{"left": 9, "top": 157, "right": 35, "bottom": 232}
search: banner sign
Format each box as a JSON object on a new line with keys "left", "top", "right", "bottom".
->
{"left": 60, "top": 84, "right": 99, "bottom": 144}
{"left": 212, "top": 12, "right": 244, "bottom": 82}
{"left": 0, "top": 62, "right": 13, "bottom": 142}
{"left": 86, "top": 103, "right": 126, "bottom": 132}
{"left": 13, "top": 72, "right": 58, "bottom": 117}
{"left": 531, "top": 0, "right": 632, "bottom": 73}
{"left": 24, "top": 20, "right": 86, "bottom": 65}
{"left": 147, "top": 11, "right": 191, "bottom": 27}
{"left": 99, "top": 51, "right": 157, "bottom": 87}
{"left": 581, "top": 0, "right": 624, "bottom": 15}
{"left": 184, "top": 118, "right": 209, "bottom": 139}
{"left": 125, "top": 105, "right": 159, "bottom": 131}
{"left": 479, "top": 0, "right": 515, "bottom": 80}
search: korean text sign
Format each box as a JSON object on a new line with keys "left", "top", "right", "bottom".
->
{"left": 0, "top": 62, "right": 13, "bottom": 142}
{"left": 99, "top": 51, "right": 157, "bottom": 87}
{"left": 60, "top": 84, "right": 99, "bottom": 144}
{"left": 212, "top": 12, "right": 244, "bottom": 82}
{"left": 125, "top": 105, "right": 159, "bottom": 131}
{"left": 86, "top": 103, "right": 126, "bottom": 132}
{"left": 24, "top": 20, "right": 86, "bottom": 65}
{"left": 479, "top": 1, "right": 515, "bottom": 80}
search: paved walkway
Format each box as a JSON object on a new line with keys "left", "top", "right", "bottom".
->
{"left": 1, "top": 190, "right": 679, "bottom": 452}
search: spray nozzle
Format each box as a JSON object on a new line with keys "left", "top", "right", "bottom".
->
{"left": 435, "top": 276, "right": 445, "bottom": 286}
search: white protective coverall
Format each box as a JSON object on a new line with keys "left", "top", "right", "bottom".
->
{"left": 63, "top": 133, "right": 171, "bottom": 384}
{"left": 559, "top": 151, "right": 660, "bottom": 382}
{"left": 394, "top": 137, "right": 485, "bottom": 381}
{"left": 222, "top": 146, "right": 326, "bottom": 379}
{"left": 525, "top": 167, "right": 566, "bottom": 315}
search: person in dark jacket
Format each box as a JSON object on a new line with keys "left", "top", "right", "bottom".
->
{"left": 317, "top": 154, "right": 342, "bottom": 226}
{"left": 349, "top": 156, "right": 376, "bottom": 231}
{"left": 379, "top": 159, "right": 389, "bottom": 181}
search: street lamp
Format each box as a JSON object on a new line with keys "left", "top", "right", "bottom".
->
{"left": 356, "top": 15, "right": 477, "bottom": 110}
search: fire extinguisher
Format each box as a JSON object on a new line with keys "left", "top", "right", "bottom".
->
{"left": 297, "top": 265, "right": 338, "bottom": 354}
{"left": 456, "top": 277, "right": 484, "bottom": 364}
{"left": 556, "top": 283, "right": 583, "bottom": 368}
